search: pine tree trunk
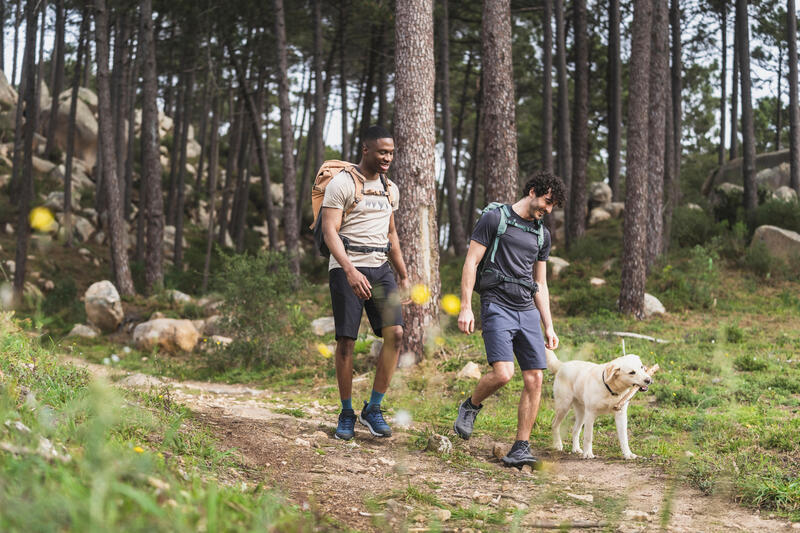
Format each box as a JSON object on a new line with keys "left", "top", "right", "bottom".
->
{"left": 11, "top": 0, "right": 20, "bottom": 87}
{"left": 608, "top": 0, "right": 622, "bottom": 200}
{"left": 555, "top": 0, "right": 572, "bottom": 245}
{"left": 358, "top": 26, "right": 380, "bottom": 141}
{"left": 789, "top": 0, "right": 800, "bottom": 194}
{"left": 8, "top": 42, "right": 28, "bottom": 204}
{"left": 93, "top": 0, "right": 135, "bottom": 296}
{"left": 230, "top": 120, "right": 250, "bottom": 251}
{"left": 0, "top": 1, "right": 5, "bottom": 74}
{"left": 481, "top": 0, "right": 517, "bottom": 203}
{"left": 395, "top": 0, "right": 440, "bottom": 361}
{"left": 619, "top": 0, "right": 652, "bottom": 319}
{"left": 730, "top": 23, "right": 739, "bottom": 160}
{"left": 664, "top": 0, "right": 682, "bottom": 252}
{"left": 45, "top": 0, "right": 65, "bottom": 157}
{"left": 166, "top": 78, "right": 184, "bottom": 226}
{"left": 339, "top": 0, "right": 350, "bottom": 159}
{"left": 463, "top": 77, "right": 482, "bottom": 225}
{"left": 141, "top": 0, "right": 163, "bottom": 292}
{"left": 569, "top": 0, "right": 589, "bottom": 245}
{"left": 646, "top": 0, "right": 668, "bottom": 269}
{"left": 193, "top": 54, "right": 212, "bottom": 207}
{"left": 440, "top": 0, "right": 466, "bottom": 255}
{"left": 719, "top": 6, "right": 727, "bottom": 168}
{"left": 218, "top": 93, "right": 243, "bottom": 246}
{"left": 776, "top": 46, "right": 783, "bottom": 151}
{"left": 542, "top": 0, "right": 554, "bottom": 174}
{"left": 174, "top": 67, "right": 195, "bottom": 271}
{"left": 453, "top": 51, "right": 473, "bottom": 181}
{"left": 12, "top": 0, "right": 38, "bottom": 302}
{"left": 124, "top": 18, "right": 142, "bottom": 222}
{"left": 202, "top": 91, "right": 220, "bottom": 293}
{"left": 736, "top": 0, "right": 757, "bottom": 217}
{"left": 64, "top": 14, "right": 88, "bottom": 249}
{"left": 112, "top": 10, "right": 131, "bottom": 203}
{"left": 313, "top": 0, "right": 325, "bottom": 174}
{"left": 274, "top": 0, "right": 301, "bottom": 276}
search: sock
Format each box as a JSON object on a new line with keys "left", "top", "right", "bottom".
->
{"left": 367, "top": 390, "right": 385, "bottom": 410}
{"left": 341, "top": 398, "right": 353, "bottom": 411}
{"left": 467, "top": 397, "right": 481, "bottom": 409}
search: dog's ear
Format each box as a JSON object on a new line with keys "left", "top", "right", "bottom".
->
{"left": 607, "top": 364, "right": 620, "bottom": 379}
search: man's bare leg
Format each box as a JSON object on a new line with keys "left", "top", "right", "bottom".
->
{"left": 515, "top": 369, "right": 543, "bottom": 441}
{"left": 373, "top": 325, "right": 403, "bottom": 393}
{"left": 471, "top": 361, "right": 515, "bottom": 405}
{"left": 335, "top": 338, "right": 356, "bottom": 401}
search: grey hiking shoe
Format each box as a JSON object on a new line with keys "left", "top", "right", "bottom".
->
{"left": 502, "top": 440, "right": 538, "bottom": 468}
{"left": 453, "top": 398, "right": 482, "bottom": 440}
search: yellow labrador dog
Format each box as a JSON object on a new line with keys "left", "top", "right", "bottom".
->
{"left": 546, "top": 349, "right": 652, "bottom": 460}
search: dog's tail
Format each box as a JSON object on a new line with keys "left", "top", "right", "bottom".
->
{"left": 545, "top": 349, "right": 562, "bottom": 374}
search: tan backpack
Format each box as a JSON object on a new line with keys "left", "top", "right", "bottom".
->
{"left": 309, "top": 160, "right": 392, "bottom": 257}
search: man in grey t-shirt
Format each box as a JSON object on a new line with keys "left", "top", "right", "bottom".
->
{"left": 453, "top": 171, "right": 566, "bottom": 468}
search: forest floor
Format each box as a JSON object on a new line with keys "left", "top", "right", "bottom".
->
{"left": 67, "top": 356, "right": 797, "bottom": 533}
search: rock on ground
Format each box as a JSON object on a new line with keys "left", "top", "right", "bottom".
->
{"left": 549, "top": 256, "right": 570, "bottom": 278}
{"left": 457, "top": 361, "right": 482, "bottom": 380}
{"left": 84, "top": 281, "right": 124, "bottom": 332}
{"left": 132, "top": 318, "right": 200, "bottom": 354}
{"left": 66, "top": 324, "right": 100, "bottom": 338}
{"left": 751, "top": 225, "right": 800, "bottom": 261}
{"left": 311, "top": 317, "right": 336, "bottom": 336}
{"left": 643, "top": 293, "right": 666, "bottom": 317}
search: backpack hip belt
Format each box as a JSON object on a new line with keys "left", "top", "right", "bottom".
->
{"left": 340, "top": 236, "right": 391, "bottom": 255}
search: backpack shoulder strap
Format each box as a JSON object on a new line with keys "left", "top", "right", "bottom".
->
{"left": 338, "top": 165, "right": 366, "bottom": 217}
{"left": 488, "top": 205, "right": 509, "bottom": 263}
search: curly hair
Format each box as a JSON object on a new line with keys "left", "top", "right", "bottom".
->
{"left": 522, "top": 171, "right": 566, "bottom": 207}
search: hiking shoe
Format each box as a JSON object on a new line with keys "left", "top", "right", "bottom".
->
{"left": 453, "top": 398, "right": 482, "bottom": 440}
{"left": 359, "top": 401, "right": 392, "bottom": 437}
{"left": 335, "top": 409, "right": 357, "bottom": 440}
{"left": 502, "top": 440, "right": 538, "bottom": 468}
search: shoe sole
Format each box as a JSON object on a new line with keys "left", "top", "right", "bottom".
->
{"left": 358, "top": 415, "right": 391, "bottom": 437}
{"left": 453, "top": 421, "right": 471, "bottom": 440}
{"left": 334, "top": 433, "right": 354, "bottom": 441}
{"left": 501, "top": 457, "right": 538, "bottom": 469}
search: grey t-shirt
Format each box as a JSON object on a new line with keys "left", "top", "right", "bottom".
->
{"left": 470, "top": 205, "right": 551, "bottom": 311}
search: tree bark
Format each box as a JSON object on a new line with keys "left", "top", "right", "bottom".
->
{"left": 339, "top": 0, "right": 350, "bottom": 159}
{"left": 463, "top": 76, "right": 482, "bottom": 225}
{"left": 193, "top": 51, "right": 212, "bottom": 207}
{"left": 0, "top": 1, "right": 5, "bottom": 74}
{"left": 453, "top": 51, "right": 474, "bottom": 183}
{"left": 218, "top": 92, "right": 243, "bottom": 246}
{"left": 730, "top": 21, "right": 739, "bottom": 160}
{"left": 202, "top": 91, "right": 221, "bottom": 293}
{"left": 569, "top": 0, "right": 589, "bottom": 245}
{"left": 94, "top": 0, "right": 135, "bottom": 295}
{"left": 357, "top": 26, "right": 381, "bottom": 140}
{"left": 124, "top": 16, "right": 142, "bottom": 221}
{"left": 777, "top": 45, "right": 783, "bottom": 151}
{"left": 395, "top": 0, "right": 440, "bottom": 361}
{"left": 719, "top": 5, "right": 727, "bottom": 168}
{"left": 313, "top": 0, "right": 325, "bottom": 174}
{"left": 542, "top": 0, "right": 554, "bottom": 174}
{"left": 166, "top": 76, "right": 184, "bottom": 226}
{"left": 12, "top": 0, "right": 38, "bottom": 302}
{"left": 619, "top": 0, "right": 652, "bottom": 319}
{"left": 789, "top": 0, "right": 800, "bottom": 194}
{"left": 736, "top": 0, "right": 757, "bottom": 217}
{"left": 608, "top": 0, "right": 622, "bottom": 200}
{"left": 112, "top": 10, "right": 131, "bottom": 205}
{"left": 555, "top": 0, "right": 572, "bottom": 245}
{"left": 664, "top": 0, "right": 682, "bottom": 253}
{"left": 274, "top": 0, "right": 301, "bottom": 276}
{"left": 646, "top": 0, "right": 668, "bottom": 269}
{"left": 64, "top": 13, "right": 88, "bottom": 249}
{"left": 481, "top": 0, "right": 517, "bottom": 203}
{"left": 11, "top": 0, "right": 20, "bottom": 87}
{"left": 440, "top": 0, "right": 467, "bottom": 255}
{"left": 45, "top": 0, "right": 66, "bottom": 158}
{"left": 174, "top": 67, "right": 195, "bottom": 271}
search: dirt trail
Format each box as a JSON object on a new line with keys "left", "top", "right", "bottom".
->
{"left": 68, "top": 357, "right": 795, "bottom": 532}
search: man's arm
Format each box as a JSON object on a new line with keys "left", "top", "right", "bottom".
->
{"left": 533, "top": 260, "right": 559, "bottom": 349}
{"left": 386, "top": 212, "right": 410, "bottom": 292}
{"left": 458, "top": 240, "right": 487, "bottom": 334}
{"left": 321, "top": 207, "right": 372, "bottom": 299}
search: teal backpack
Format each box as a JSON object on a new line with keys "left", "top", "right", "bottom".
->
{"left": 474, "top": 203, "right": 544, "bottom": 295}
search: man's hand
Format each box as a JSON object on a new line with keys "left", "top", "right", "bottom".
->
{"left": 398, "top": 276, "right": 411, "bottom": 304}
{"left": 346, "top": 267, "right": 372, "bottom": 299}
{"left": 544, "top": 326, "right": 559, "bottom": 350}
{"left": 458, "top": 307, "right": 475, "bottom": 334}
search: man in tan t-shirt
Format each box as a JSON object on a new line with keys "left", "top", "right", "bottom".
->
{"left": 321, "top": 125, "right": 410, "bottom": 441}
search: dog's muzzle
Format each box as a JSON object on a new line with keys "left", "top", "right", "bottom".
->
{"left": 639, "top": 376, "right": 653, "bottom": 392}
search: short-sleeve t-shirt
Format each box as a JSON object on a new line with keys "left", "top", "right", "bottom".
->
{"left": 322, "top": 170, "right": 399, "bottom": 270}
{"left": 470, "top": 204, "right": 551, "bottom": 311}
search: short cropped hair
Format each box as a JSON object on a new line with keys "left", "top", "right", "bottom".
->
{"left": 522, "top": 171, "right": 566, "bottom": 208}
{"left": 361, "top": 125, "right": 392, "bottom": 146}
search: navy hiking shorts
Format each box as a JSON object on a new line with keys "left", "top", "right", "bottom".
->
{"left": 329, "top": 262, "right": 404, "bottom": 340}
{"left": 480, "top": 301, "right": 546, "bottom": 371}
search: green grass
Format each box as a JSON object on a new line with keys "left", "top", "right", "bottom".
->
{"left": 0, "top": 313, "right": 318, "bottom": 531}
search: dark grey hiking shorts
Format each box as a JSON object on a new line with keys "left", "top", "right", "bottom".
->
{"left": 480, "top": 301, "right": 546, "bottom": 371}
{"left": 329, "top": 262, "right": 404, "bottom": 340}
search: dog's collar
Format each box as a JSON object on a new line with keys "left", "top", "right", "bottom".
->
{"left": 602, "top": 368, "right": 619, "bottom": 396}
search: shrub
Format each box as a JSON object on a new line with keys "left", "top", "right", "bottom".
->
{"left": 754, "top": 198, "right": 800, "bottom": 234}
{"left": 671, "top": 206, "right": 717, "bottom": 248}
{"left": 211, "top": 252, "right": 309, "bottom": 370}
{"left": 651, "top": 245, "right": 720, "bottom": 310}
{"left": 743, "top": 240, "right": 777, "bottom": 279}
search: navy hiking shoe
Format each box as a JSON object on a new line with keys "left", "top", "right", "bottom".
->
{"left": 359, "top": 401, "right": 392, "bottom": 437}
{"left": 335, "top": 409, "right": 357, "bottom": 440}
{"left": 502, "top": 440, "right": 538, "bottom": 468}
{"left": 453, "top": 398, "right": 482, "bottom": 440}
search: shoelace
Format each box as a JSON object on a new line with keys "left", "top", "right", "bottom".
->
{"left": 366, "top": 407, "right": 388, "bottom": 426}
{"left": 339, "top": 413, "right": 356, "bottom": 430}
